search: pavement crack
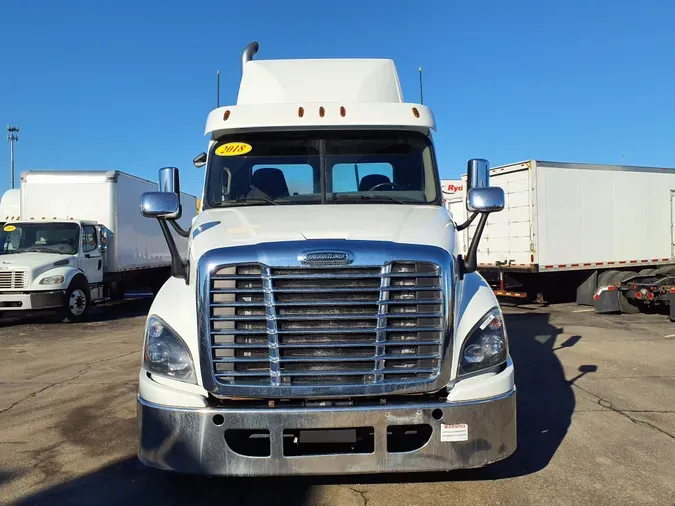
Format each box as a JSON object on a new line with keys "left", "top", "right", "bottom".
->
{"left": 571, "top": 383, "right": 675, "bottom": 441}
{"left": 346, "top": 487, "right": 369, "bottom": 506}
{"left": 0, "top": 367, "right": 91, "bottom": 416}
{"left": 0, "top": 350, "right": 139, "bottom": 416}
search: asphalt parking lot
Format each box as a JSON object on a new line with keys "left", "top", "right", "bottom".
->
{"left": 0, "top": 300, "right": 673, "bottom": 506}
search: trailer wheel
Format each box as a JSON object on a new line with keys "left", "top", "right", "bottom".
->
{"left": 63, "top": 277, "right": 90, "bottom": 323}
{"left": 638, "top": 268, "right": 657, "bottom": 277}
{"left": 597, "top": 270, "right": 619, "bottom": 290}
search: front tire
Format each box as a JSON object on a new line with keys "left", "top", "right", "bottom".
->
{"left": 63, "top": 280, "right": 90, "bottom": 323}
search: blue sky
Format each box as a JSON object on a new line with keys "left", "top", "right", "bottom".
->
{"left": 1, "top": 0, "right": 674, "bottom": 198}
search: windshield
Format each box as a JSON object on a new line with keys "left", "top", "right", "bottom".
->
{"left": 204, "top": 131, "right": 441, "bottom": 208}
{"left": 0, "top": 222, "right": 80, "bottom": 255}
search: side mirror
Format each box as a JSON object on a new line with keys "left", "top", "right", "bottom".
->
{"left": 159, "top": 167, "right": 181, "bottom": 194}
{"left": 466, "top": 158, "right": 490, "bottom": 194}
{"left": 193, "top": 153, "right": 207, "bottom": 168}
{"left": 140, "top": 192, "right": 181, "bottom": 219}
{"left": 98, "top": 227, "right": 108, "bottom": 253}
{"left": 459, "top": 158, "right": 505, "bottom": 278}
{"left": 467, "top": 187, "right": 505, "bottom": 213}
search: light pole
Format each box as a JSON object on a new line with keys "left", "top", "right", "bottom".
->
{"left": 7, "top": 126, "right": 19, "bottom": 189}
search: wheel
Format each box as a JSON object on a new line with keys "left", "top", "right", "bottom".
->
{"left": 63, "top": 280, "right": 90, "bottom": 323}
{"left": 597, "top": 270, "right": 619, "bottom": 289}
{"left": 638, "top": 268, "right": 657, "bottom": 277}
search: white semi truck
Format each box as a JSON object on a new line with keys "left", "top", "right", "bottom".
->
{"left": 0, "top": 170, "right": 196, "bottom": 321}
{"left": 136, "top": 42, "right": 516, "bottom": 476}
{"left": 451, "top": 160, "right": 675, "bottom": 319}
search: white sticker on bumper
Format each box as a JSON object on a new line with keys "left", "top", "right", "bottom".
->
{"left": 440, "top": 423, "right": 469, "bottom": 442}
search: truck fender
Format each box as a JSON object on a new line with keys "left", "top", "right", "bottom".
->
{"left": 32, "top": 267, "right": 86, "bottom": 290}
{"left": 452, "top": 272, "right": 503, "bottom": 370}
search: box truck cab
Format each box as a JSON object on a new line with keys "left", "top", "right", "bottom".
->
{"left": 0, "top": 218, "right": 108, "bottom": 319}
{"left": 0, "top": 171, "right": 196, "bottom": 322}
{"left": 136, "top": 42, "right": 515, "bottom": 476}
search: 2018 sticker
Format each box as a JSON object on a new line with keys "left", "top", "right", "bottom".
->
{"left": 440, "top": 423, "right": 469, "bottom": 442}
{"left": 3, "top": 225, "right": 16, "bottom": 232}
{"left": 215, "top": 142, "right": 252, "bottom": 156}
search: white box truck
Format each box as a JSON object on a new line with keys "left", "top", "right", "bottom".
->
{"left": 0, "top": 170, "right": 197, "bottom": 321}
{"left": 135, "top": 42, "right": 516, "bottom": 476}
{"left": 454, "top": 160, "right": 675, "bottom": 318}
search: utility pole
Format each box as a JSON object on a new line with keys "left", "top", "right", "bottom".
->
{"left": 418, "top": 67, "right": 424, "bottom": 105}
{"left": 7, "top": 126, "right": 19, "bottom": 189}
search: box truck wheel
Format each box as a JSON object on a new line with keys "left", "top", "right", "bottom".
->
{"left": 63, "top": 276, "right": 90, "bottom": 323}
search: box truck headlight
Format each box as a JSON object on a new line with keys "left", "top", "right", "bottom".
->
{"left": 39, "top": 275, "right": 65, "bottom": 285}
{"left": 143, "top": 315, "right": 196, "bottom": 384}
{"left": 459, "top": 308, "right": 508, "bottom": 375}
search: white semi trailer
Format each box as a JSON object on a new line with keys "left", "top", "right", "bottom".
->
{"left": 453, "top": 160, "right": 675, "bottom": 319}
{"left": 0, "top": 170, "right": 197, "bottom": 321}
{"left": 135, "top": 42, "right": 516, "bottom": 476}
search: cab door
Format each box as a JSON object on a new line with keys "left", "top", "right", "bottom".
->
{"left": 80, "top": 225, "right": 103, "bottom": 284}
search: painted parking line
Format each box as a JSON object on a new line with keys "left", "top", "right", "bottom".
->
{"left": 573, "top": 308, "right": 595, "bottom": 313}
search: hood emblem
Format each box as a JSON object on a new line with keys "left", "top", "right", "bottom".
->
{"left": 299, "top": 251, "right": 354, "bottom": 266}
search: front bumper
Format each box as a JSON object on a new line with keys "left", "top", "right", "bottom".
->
{"left": 0, "top": 290, "right": 65, "bottom": 310}
{"left": 137, "top": 387, "right": 517, "bottom": 476}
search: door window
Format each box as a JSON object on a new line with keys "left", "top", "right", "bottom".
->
{"left": 82, "top": 226, "right": 98, "bottom": 253}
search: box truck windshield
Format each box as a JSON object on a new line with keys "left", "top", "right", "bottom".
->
{"left": 205, "top": 131, "right": 440, "bottom": 207}
{"left": 1, "top": 222, "right": 79, "bottom": 255}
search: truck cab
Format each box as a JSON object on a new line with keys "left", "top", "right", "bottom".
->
{"left": 136, "top": 42, "right": 515, "bottom": 476}
{"left": 0, "top": 219, "right": 106, "bottom": 320}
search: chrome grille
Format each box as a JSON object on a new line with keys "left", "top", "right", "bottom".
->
{"left": 208, "top": 262, "right": 444, "bottom": 388}
{"left": 0, "top": 270, "right": 28, "bottom": 289}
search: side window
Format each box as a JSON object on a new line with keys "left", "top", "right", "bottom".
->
{"left": 331, "top": 163, "right": 394, "bottom": 192}
{"left": 82, "top": 226, "right": 97, "bottom": 253}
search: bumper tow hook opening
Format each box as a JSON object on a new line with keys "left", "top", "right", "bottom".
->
{"left": 224, "top": 429, "right": 271, "bottom": 457}
{"left": 387, "top": 424, "right": 433, "bottom": 453}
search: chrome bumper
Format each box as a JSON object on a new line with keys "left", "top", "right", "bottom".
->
{"left": 137, "top": 388, "right": 516, "bottom": 476}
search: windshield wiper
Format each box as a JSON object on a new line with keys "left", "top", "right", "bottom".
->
{"left": 20, "top": 247, "right": 64, "bottom": 254}
{"left": 234, "top": 195, "right": 279, "bottom": 206}
{"left": 332, "top": 194, "right": 409, "bottom": 205}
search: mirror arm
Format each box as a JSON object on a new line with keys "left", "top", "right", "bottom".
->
{"left": 456, "top": 212, "right": 478, "bottom": 231}
{"left": 157, "top": 218, "right": 186, "bottom": 279}
{"left": 460, "top": 212, "right": 490, "bottom": 278}
{"left": 169, "top": 218, "right": 190, "bottom": 238}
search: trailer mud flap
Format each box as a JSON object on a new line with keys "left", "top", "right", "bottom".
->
{"left": 593, "top": 286, "right": 620, "bottom": 314}
{"left": 576, "top": 271, "right": 598, "bottom": 306}
{"left": 668, "top": 292, "right": 675, "bottom": 322}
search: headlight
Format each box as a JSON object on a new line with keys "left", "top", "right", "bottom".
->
{"left": 459, "top": 307, "right": 508, "bottom": 376}
{"left": 40, "top": 275, "right": 65, "bottom": 285}
{"left": 143, "top": 315, "right": 196, "bottom": 384}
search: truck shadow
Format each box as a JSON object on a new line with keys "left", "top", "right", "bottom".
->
{"left": 13, "top": 312, "right": 582, "bottom": 505}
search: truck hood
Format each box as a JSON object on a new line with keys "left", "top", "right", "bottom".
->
{"left": 189, "top": 204, "right": 457, "bottom": 261}
{"left": 0, "top": 252, "right": 74, "bottom": 277}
